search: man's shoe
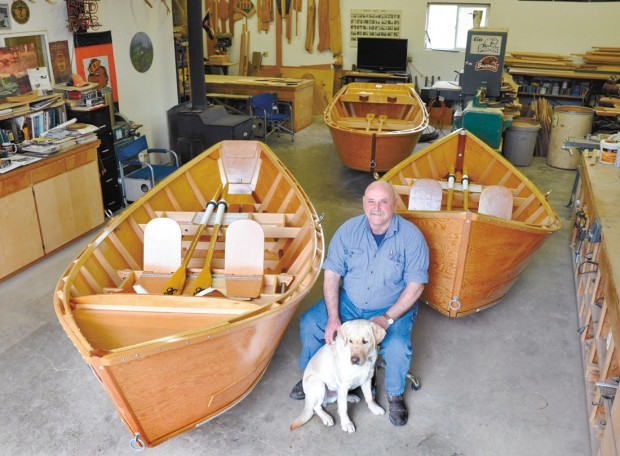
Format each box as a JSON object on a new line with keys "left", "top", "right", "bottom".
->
{"left": 388, "top": 395, "right": 408, "bottom": 426}
{"left": 289, "top": 380, "right": 305, "bottom": 400}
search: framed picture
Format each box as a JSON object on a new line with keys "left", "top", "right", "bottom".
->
{"left": 0, "top": 4, "right": 11, "bottom": 30}
{"left": 0, "top": 32, "right": 54, "bottom": 97}
{"left": 1, "top": 32, "right": 51, "bottom": 76}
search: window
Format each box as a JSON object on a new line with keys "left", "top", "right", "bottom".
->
{"left": 425, "top": 3, "right": 490, "bottom": 51}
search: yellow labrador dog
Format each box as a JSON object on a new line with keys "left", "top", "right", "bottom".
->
{"left": 290, "top": 319, "right": 386, "bottom": 433}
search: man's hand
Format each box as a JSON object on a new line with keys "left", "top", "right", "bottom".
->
{"left": 370, "top": 315, "right": 390, "bottom": 331}
{"left": 325, "top": 317, "right": 341, "bottom": 344}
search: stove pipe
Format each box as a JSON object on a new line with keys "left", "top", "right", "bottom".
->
{"left": 187, "top": 0, "right": 207, "bottom": 110}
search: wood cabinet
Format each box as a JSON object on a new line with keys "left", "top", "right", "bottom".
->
{"left": 0, "top": 142, "right": 104, "bottom": 281}
{"left": 570, "top": 153, "right": 620, "bottom": 456}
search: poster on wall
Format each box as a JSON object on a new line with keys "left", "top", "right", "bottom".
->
{"left": 74, "top": 31, "right": 118, "bottom": 102}
{"left": 49, "top": 41, "right": 72, "bottom": 84}
{"left": 350, "top": 9, "right": 401, "bottom": 48}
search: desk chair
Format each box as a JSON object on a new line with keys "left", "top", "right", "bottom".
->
{"left": 251, "top": 92, "right": 294, "bottom": 142}
{"left": 116, "top": 135, "right": 179, "bottom": 205}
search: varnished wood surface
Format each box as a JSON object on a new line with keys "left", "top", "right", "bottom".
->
{"left": 204, "top": 75, "right": 314, "bottom": 131}
{"left": 53, "top": 140, "right": 324, "bottom": 447}
{"left": 324, "top": 83, "right": 428, "bottom": 172}
{"left": 0, "top": 142, "right": 103, "bottom": 281}
{"left": 381, "top": 129, "right": 561, "bottom": 317}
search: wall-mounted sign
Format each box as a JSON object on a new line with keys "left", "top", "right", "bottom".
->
{"left": 11, "top": 0, "right": 30, "bottom": 25}
{"left": 350, "top": 9, "right": 401, "bottom": 47}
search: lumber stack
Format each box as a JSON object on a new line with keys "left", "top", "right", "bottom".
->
{"left": 574, "top": 47, "right": 620, "bottom": 73}
{"left": 504, "top": 52, "right": 577, "bottom": 70}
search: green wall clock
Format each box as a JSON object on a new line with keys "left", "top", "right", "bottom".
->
{"left": 11, "top": 0, "right": 30, "bottom": 25}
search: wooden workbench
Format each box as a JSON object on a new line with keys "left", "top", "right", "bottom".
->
{"left": 204, "top": 75, "right": 314, "bottom": 132}
{"left": 570, "top": 153, "right": 620, "bottom": 455}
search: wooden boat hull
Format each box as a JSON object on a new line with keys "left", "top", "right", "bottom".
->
{"left": 54, "top": 140, "right": 324, "bottom": 447}
{"left": 381, "top": 129, "right": 561, "bottom": 317}
{"left": 324, "top": 83, "right": 428, "bottom": 172}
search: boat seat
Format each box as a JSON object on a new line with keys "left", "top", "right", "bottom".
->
{"left": 478, "top": 185, "right": 513, "bottom": 220}
{"left": 224, "top": 219, "right": 265, "bottom": 298}
{"left": 408, "top": 179, "right": 443, "bottom": 211}
{"left": 143, "top": 217, "right": 182, "bottom": 274}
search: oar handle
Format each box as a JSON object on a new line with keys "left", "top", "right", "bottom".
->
{"left": 446, "top": 166, "right": 455, "bottom": 211}
{"left": 213, "top": 200, "right": 227, "bottom": 226}
{"left": 462, "top": 167, "right": 469, "bottom": 211}
{"left": 199, "top": 200, "right": 218, "bottom": 225}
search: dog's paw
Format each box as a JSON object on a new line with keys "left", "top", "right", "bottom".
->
{"left": 346, "top": 393, "right": 361, "bottom": 403}
{"left": 317, "top": 410, "right": 334, "bottom": 427}
{"left": 341, "top": 420, "right": 356, "bottom": 433}
{"left": 368, "top": 401, "right": 385, "bottom": 416}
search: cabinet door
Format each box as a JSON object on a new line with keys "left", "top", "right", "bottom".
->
{"left": 33, "top": 161, "right": 104, "bottom": 254}
{"left": 0, "top": 187, "right": 44, "bottom": 279}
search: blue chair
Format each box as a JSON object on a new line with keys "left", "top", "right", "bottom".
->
{"left": 116, "top": 135, "right": 179, "bottom": 205}
{"left": 251, "top": 92, "right": 294, "bottom": 142}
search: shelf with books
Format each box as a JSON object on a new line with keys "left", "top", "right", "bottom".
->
{"left": 0, "top": 94, "right": 67, "bottom": 143}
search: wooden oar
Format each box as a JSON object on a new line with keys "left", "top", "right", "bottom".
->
{"left": 462, "top": 167, "right": 470, "bottom": 211}
{"left": 377, "top": 114, "right": 387, "bottom": 133}
{"left": 446, "top": 165, "right": 455, "bottom": 211}
{"left": 365, "top": 113, "right": 375, "bottom": 132}
{"left": 193, "top": 185, "right": 230, "bottom": 296}
{"left": 163, "top": 184, "right": 223, "bottom": 295}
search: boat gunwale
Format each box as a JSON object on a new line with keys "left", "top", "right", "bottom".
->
{"left": 382, "top": 129, "right": 562, "bottom": 231}
{"left": 54, "top": 141, "right": 324, "bottom": 362}
{"left": 324, "top": 82, "right": 429, "bottom": 135}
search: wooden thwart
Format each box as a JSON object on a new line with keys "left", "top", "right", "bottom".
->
{"left": 72, "top": 293, "right": 258, "bottom": 315}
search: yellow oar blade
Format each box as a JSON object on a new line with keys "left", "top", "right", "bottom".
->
{"left": 377, "top": 115, "right": 387, "bottom": 133}
{"left": 162, "top": 184, "right": 223, "bottom": 295}
{"left": 365, "top": 113, "right": 375, "bottom": 132}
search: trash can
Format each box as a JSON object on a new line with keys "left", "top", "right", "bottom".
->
{"left": 503, "top": 119, "right": 541, "bottom": 166}
{"left": 547, "top": 106, "right": 594, "bottom": 170}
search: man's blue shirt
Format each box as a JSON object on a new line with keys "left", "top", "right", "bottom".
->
{"left": 322, "top": 214, "right": 429, "bottom": 310}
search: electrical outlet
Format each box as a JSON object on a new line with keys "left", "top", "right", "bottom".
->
{"left": 263, "top": 51, "right": 268, "bottom": 57}
{"left": 407, "top": 55, "right": 413, "bottom": 63}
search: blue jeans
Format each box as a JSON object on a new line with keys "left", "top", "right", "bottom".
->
{"left": 298, "top": 289, "right": 418, "bottom": 397}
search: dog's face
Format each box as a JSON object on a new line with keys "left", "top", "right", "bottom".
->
{"left": 337, "top": 320, "right": 386, "bottom": 366}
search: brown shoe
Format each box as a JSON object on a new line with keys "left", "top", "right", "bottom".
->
{"left": 388, "top": 395, "right": 408, "bottom": 426}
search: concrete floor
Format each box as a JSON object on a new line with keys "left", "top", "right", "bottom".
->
{"left": 0, "top": 118, "right": 590, "bottom": 455}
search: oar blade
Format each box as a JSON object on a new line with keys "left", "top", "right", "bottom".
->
{"left": 163, "top": 266, "right": 186, "bottom": 296}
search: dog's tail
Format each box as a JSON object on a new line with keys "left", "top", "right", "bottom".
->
{"left": 290, "top": 407, "right": 314, "bottom": 431}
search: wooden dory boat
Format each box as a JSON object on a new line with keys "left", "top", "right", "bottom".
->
{"left": 381, "top": 129, "right": 561, "bottom": 317}
{"left": 324, "top": 82, "right": 428, "bottom": 172}
{"left": 53, "top": 140, "right": 324, "bottom": 448}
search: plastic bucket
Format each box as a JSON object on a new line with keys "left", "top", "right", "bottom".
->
{"left": 547, "top": 106, "right": 594, "bottom": 170}
{"left": 503, "top": 119, "right": 541, "bottom": 166}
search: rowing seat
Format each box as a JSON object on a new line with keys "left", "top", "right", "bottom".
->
{"left": 224, "top": 219, "right": 265, "bottom": 298}
{"left": 143, "top": 218, "right": 182, "bottom": 274}
{"left": 478, "top": 186, "right": 513, "bottom": 220}
{"left": 408, "top": 179, "right": 443, "bottom": 211}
